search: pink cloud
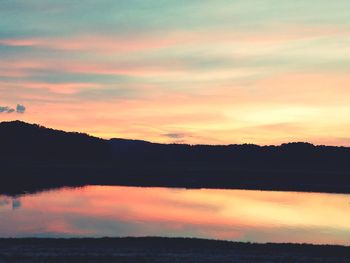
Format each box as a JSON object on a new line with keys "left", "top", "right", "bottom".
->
{"left": 1, "top": 24, "right": 348, "bottom": 53}
{"left": 0, "top": 58, "right": 185, "bottom": 78}
{"left": 0, "top": 80, "right": 102, "bottom": 94}
{"left": 0, "top": 34, "right": 179, "bottom": 53}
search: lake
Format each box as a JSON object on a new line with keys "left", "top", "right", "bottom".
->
{"left": 0, "top": 186, "right": 350, "bottom": 245}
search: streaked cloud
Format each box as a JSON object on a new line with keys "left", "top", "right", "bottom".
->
{"left": 163, "top": 133, "right": 186, "bottom": 139}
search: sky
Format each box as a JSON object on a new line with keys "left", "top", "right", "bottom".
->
{"left": 1, "top": 0, "right": 350, "bottom": 145}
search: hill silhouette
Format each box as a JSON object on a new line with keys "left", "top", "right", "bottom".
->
{"left": 1, "top": 120, "right": 350, "bottom": 195}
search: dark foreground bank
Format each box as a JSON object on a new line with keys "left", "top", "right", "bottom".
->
{"left": 0, "top": 237, "right": 349, "bottom": 263}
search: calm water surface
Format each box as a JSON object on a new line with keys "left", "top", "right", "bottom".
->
{"left": 1, "top": 186, "right": 350, "bottom": 245}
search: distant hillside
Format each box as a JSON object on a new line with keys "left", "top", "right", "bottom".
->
{"left": 1, "top": 120, "right": 350, "bottom": 195}
{"left": 0, "top": 121, "right": 109, "bottom": 162}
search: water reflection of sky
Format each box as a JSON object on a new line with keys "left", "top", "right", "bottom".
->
{"left": 0, "top": 186, "right": 350, "bottom": 245}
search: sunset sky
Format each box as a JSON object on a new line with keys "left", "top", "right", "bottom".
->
{"left": 1, "top": 1, "right": 350, "bottom": 145}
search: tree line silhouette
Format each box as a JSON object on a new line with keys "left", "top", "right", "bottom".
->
{"left": 1, "top": 121, "right": 350, "bottom": 195}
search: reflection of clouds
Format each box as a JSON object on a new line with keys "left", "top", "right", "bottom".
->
{"left": 12, "top": 199, "right": 21, "bottom": 210}
{"left": 1, "top": 186, "right": 350, "bottom": 245}
{"left": 0, "top": 196, "right": 21, "bottom": 210}
{"left": 240, "top": 225, "right": 350, "bottom": 245}
{"left": 69, "top": 217, "right": 138, "bottom": 237}
{"left": 0, "top": 197, "right": 21, "bottom": 211}
{"left": 48, "top": 215, "right": 350, "bottom": 245}
{"left": 0, "top": 197, "right": 10, "bottom": 207}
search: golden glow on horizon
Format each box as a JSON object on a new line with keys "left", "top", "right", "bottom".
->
{"left": 2, "top": 71, "right": 350, "bottom": 146}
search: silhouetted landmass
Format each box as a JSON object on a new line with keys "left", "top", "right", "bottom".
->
{"left": 0, "top": 237, "right": 349, "bottom": 263}
{"left": 1, "top": 120, "right": 350, "bottom": 195}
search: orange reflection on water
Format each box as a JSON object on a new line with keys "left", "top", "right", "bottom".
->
{"left": 1, "top": 186, "right": 350, "bottom": 245}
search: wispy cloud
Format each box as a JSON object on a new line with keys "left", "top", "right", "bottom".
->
{"left": 163, "top": 133, "right": 186, "bottom": 139}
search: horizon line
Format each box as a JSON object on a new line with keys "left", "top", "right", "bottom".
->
{"left": 1, "top": 119, "right": 348, "bottom": 148}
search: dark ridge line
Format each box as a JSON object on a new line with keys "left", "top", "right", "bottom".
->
{"left": 1, "top": 119, "right": 347, "bottom": 147}
{"left": 1, "top": 120, "right": 350, "bottom": 196}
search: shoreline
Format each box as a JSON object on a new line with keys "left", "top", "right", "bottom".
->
{"left": 0, "top": 237, "right": 349, "bottom": 263}
{"left": 2, "top": 178, "right": 350, "bottom": 197}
